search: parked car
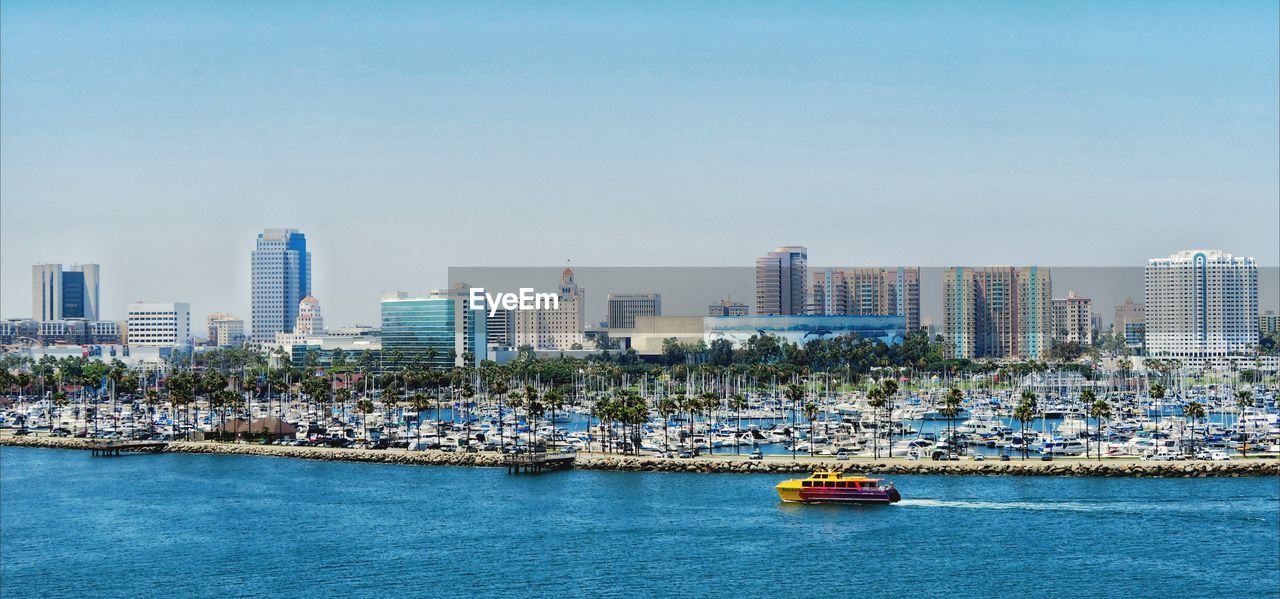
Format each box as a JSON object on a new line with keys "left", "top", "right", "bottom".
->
{"left": 748, "top": 448, "right": 764, "bottom": 460}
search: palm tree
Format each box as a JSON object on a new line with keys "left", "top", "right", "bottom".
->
{"left": 865, "top": 386, "right": 886, "bottom": 458}
{"left": 700, "top": 391, "right": 718, "bottom": 456}
{"left": 354, "top": 398, "right": 375, "bottom": 441}
{"left": 728, "top": 394, "right": 747, "bottom": 455}
{"left": 491, "top": 381, "right": 509, "bottom": 452}
{"left": 526, "top": 396, "right": 545, "bottom": 453}
{"left": 802, "top": 401, "right": 819, "bottom": 457}
{"left": 545, "top": 389, "right": 565, "bottom": 451}
{"left": 940, "top": 387, "right": 964, "bottom": 452}
{"left": 1013, "top": 400, "right": 1035, "bottom": 460}
{"left": 1088, "top": 396, "right": 1111, "bottom": 461}
{"left": 1182, "top": 401, "right": 1206, "bottom": 457}
{"left": 656, "top": 397, "right": 677, "bottom": 455}
{"left": 1079, "top": 388, "right": 1097, "bottom": 458}
{"left": 1235, "top": 390, "right": 1253, "bottom": 458}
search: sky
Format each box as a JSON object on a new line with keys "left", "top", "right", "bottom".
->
{"left": 2, "top": 1, "right": 1277, "bottom": 330}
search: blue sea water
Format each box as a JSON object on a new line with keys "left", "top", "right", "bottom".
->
{"left": 1, "top": 447, "right": 1277, "bottom": 598}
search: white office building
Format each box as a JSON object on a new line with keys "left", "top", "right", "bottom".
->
{"left": 1145, "top": 250, "right": 1258, "bottom": 359}
{"left": 250, "top": 228, "right": 311, "bottom": 343}
{"left": 126, "top": 302, "right": 192, "bottom": 348}
{"left": 514, "top": 267, "right": 586, "bottom": 350}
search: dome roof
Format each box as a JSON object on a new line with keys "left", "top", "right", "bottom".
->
{"left": 300, "top": 296, "right": 320, "bottom": 304}
{"left": 562, "top": 267, "right": 574, "bottom": 277}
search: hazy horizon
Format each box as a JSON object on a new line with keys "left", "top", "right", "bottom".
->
{"left": 3, "top": 2, "right": 1277, "bottom": 329}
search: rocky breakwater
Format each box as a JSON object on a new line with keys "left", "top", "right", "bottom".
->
{"left": 3, "top": 436, "right": 1278, "bottom": 477}
{"left": 573, "top": 454, "right": 1280, "bottom": 478}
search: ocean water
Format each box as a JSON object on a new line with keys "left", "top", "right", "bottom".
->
{"left": 1, "top": 447, "right": 1276, "bottom": 598}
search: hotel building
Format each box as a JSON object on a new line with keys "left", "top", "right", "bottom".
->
{"left": 811, "top": 267, "right": 920, "bottom": 330}
{"left": 514, "top": 268, "right": 586, "bottom": 350}
{"left": 1144, "top": 250, "right": 1258, "bottom": 358}
{"left": 943, "top": 266, "right": 1052, "bottom": 359}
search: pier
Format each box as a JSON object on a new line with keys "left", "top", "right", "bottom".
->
{"left": 88, "top": 440, "right": 168, "bottom": 457}
{"left": 502, "top": 452, "right": 576, "bottom": 474}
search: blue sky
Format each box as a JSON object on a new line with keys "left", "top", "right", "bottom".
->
{"left": 2, "top": 1, "right": 1277, "bottom": 327}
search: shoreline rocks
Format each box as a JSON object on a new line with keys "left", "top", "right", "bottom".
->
{"left": 3, "top": 436, "right": 1278, "bottom": 478}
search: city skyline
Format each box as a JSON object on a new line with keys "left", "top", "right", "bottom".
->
{"left": 2, "top": 2, "right": 1277, "bottom": 329}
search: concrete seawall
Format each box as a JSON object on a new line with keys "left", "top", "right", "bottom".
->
{"left": 4, "top": 436, "right": 1278, "bottom": 477}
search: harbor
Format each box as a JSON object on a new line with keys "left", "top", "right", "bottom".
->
{"left": 2, "top": 445, "right": 1277, "bottom": 597}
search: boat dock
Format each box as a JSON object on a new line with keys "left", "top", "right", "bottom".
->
{"left": 88, "top": 440, "right": 169, "bottom": 457}
{"left": 502, "top": 452, "right": 576, "bottom": 474}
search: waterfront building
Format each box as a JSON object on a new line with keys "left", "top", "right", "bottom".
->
{"left": 608, "top": 314, "right": 906, "bottom": 356}
{"left": 1145, "top": 250, "right": 1258, "bottom": 358}
{"left": 810, "top": 267, "right": 920, "bottom": 330}
{"left": 1051, "top": 291, "right": 1093, "bottom": 345}
{"left": 514, "top": 267, "right": 585, "bottom": 350}
{"left": 755, "top": 246, "right": 807, "bottom": 315}
{"left": 708, "top": 298, "right": 749, "bottom": 317}
{"left": 1260, "top": 310, "right": 1278, "bottom": 336}
{"left": 943, "top": 266, "right": 1052, "bottom": 359}
{"left": 126, "top": 302, "right": 191, "bottom": 348}
{"left": 607, "top": 293, "right": 661, "bottom": 329}
{"left": 250, "top": 228, "right": 311, "bottom": 343}
{"left": 32, "top": 263, "right": 100, "bottom": 321}
{"left": 0, "top": 319, "right": 121, "bottom": 346}
{"left": 381, "top": 288, "right": 486, "bottom": 369}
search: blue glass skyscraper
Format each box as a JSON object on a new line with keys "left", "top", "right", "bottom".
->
{"left": 250, "top": 228, "right": 311, "bottom": 342}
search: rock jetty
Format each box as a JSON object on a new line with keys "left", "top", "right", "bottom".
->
{"left": 3, "top": 436, "right": 1277, "bottom": 477}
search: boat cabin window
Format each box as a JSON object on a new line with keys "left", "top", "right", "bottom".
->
{"left": 802, "top": 481, "right": 811, "bottom": 487}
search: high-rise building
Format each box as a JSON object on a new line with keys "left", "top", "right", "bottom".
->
{"left": 514, "top": 267, "right": 586, "bottom": 350}
{"left": 126, "top": 302, "right": 191, "bottom": 348}
{"left": 1051, "top": 291, "right": 1093, "bottom": 345}
{"left": 1145, "top": 250, "right": 1258, "bottom": 358}
{"left": 250, "top": 228, "right": 311, "bottom": 343}
{"left": 943, "top": 266, "right": 1052, "bottom": 359}
{"left": 274, "top": 297, "right": 326, "bottom": 347}
{"left": 708, "top": 298, "right": 749, "bottom": 317}
{"left": 755, "top": 246, "right": 807, "bottom": 315}
{"left": 607, "top": 293, "right": 661, "bottom": 329}
{"left": 810, "top": 267, "right": 920, "bottom": 330}
{"left": 32, "top": 263, "right": 99, "bottom": 321}
{"left": 381, "top": 288, "right": 486, "bottom": 369}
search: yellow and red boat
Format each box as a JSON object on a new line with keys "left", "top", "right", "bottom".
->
{"left": 775, "top": 470, "right": 901, "bottom": 505}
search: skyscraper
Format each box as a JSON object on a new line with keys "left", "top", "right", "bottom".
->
{"left": 943, "top": 266, "right": 1052, "bottom": 359}
{"left": 32, "top": 263, "right": 99, "bottom": 321}
{"left": 250, "top": 228, "right": 311, "bottom": 343}
{"left": 1145, "top": 250, "right": 1258, "bottom": 358}
{"left": 755, "top": 246, "right": 807, "bottom": 316}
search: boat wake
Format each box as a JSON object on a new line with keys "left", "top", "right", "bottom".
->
{"left": 899, "top": 499, "right": 1105, "bottom": 512}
